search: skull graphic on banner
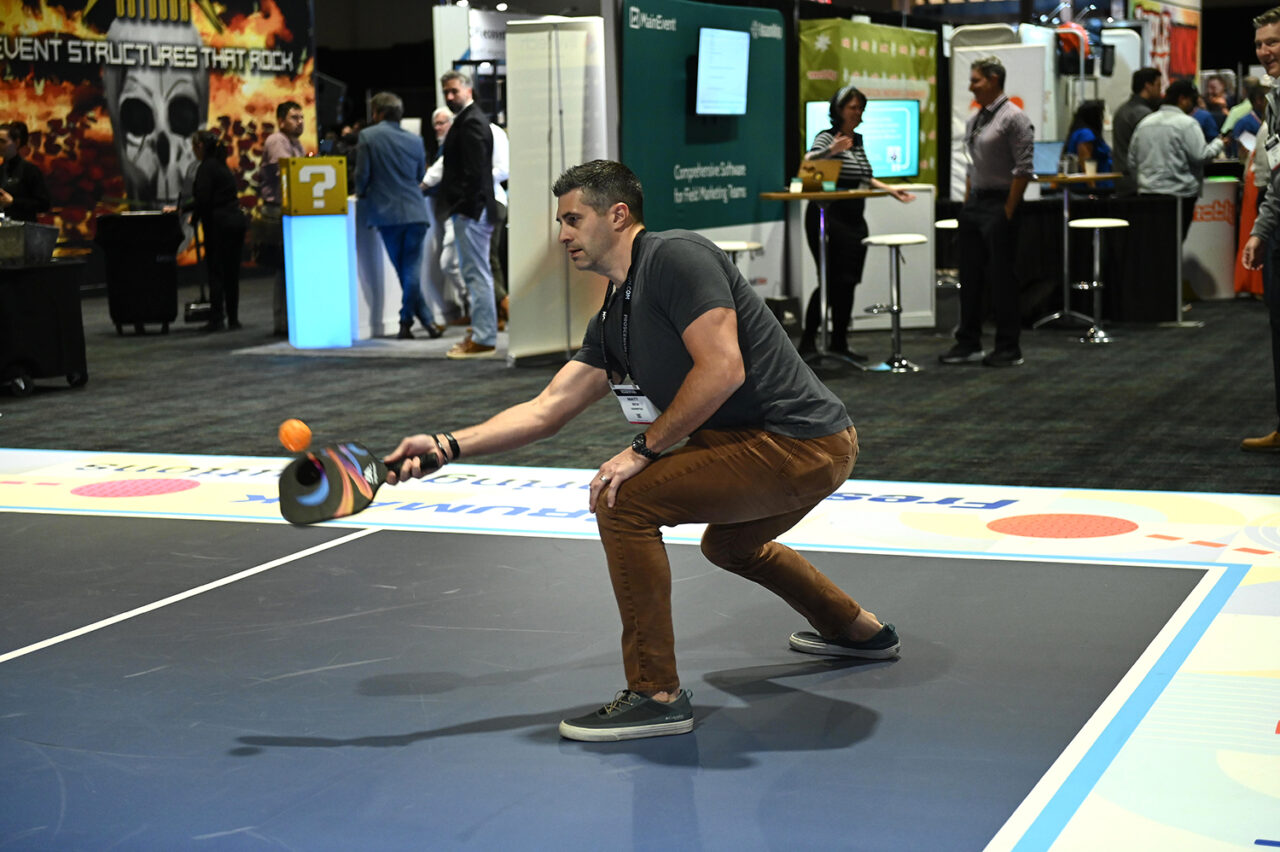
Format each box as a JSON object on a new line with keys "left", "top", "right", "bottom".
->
{"left": 102, "top": 17, "right": 209, "bottom": 205}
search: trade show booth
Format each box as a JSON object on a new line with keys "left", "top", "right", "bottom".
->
{"left": 7, "top": 0, "right": 1242, "bottom": 365}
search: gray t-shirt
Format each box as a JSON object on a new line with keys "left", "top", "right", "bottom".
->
{"left": 573, "top": 229, "right": 851, "bottom": 438}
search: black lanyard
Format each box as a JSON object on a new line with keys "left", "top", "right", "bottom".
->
{"left": 967, "top": 97, "right": 1009, "bottom": 148}
{"left": 598, "top": 280, "right": 634, "bottom": 383}
{"left": 598, "top": 231, "right": 646, "bottom": 383}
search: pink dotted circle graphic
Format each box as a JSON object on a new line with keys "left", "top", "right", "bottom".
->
{"left": 987, "top": 513, "right": 1138, "bottom": 539}
{"left": 71, "top": 479, "right": 200, "bottom": 498}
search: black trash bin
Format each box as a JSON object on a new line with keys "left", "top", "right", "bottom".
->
{"left": 95, "top": 211, "right": 182, "bottom": 335}
{"left": 0, "top": 259, "right": 88, "bottom": 395}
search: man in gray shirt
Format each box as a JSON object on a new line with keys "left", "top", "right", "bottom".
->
{"left": 259, "top": 100, "right": 305, "bottom": 336}
{"left": 385, "top": 160, "right": 898, "bottom": 742}
{"left": 1129, "top": 80, "right": 1225, "bottom": 241}
{"left": 1112, "top": 67, "right": 1163, "bottom": 196}
{"left": 940, "top": 56, "right": 1035, "bottom": 368}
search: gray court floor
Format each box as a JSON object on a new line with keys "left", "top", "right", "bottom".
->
{"left": 0, "top": 513, "right": 1205, "bottom": 851}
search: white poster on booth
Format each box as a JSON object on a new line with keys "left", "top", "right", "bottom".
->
{"left": 506, "top": 19, "right": 611, "bottom": 361}
{"left": 467, "top": 10, "right": 539, "bottom": 60}
{"left": 468, "top": 11, "right": 509, "bottom": 60}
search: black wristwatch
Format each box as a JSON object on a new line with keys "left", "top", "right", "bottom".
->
{"left": 631, "top": 432, "right": 661, "bottom": 461}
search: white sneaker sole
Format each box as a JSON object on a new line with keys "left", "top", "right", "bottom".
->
{"left": 558, "top": 717, "right": 694, "bottom": 742}
{"left": 788, "top": 631, "right": 901, "bottom": 659}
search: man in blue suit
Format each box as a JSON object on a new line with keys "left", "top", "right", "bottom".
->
{"left": 354, "top": 91, "right": 440, "bottom": 339}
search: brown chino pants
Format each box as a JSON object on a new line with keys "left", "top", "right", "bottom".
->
{"left": 593, "top": 425, "right": 863, "bottom": 693}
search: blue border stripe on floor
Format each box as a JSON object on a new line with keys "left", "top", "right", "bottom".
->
{"left": 1010, "top": 562, "right": 1250, "bottom": 851}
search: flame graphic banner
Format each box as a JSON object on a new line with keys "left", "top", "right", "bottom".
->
{"left": 0, "top": 0, "right": 318, "bottom": 257}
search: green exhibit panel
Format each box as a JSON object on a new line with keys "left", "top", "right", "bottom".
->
{"left": 620, "top": 0, "right": 787, "bottom": 229}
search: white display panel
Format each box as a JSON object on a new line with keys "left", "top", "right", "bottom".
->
{"left": 505, "top": 18, "right": 611, "bottom": 363}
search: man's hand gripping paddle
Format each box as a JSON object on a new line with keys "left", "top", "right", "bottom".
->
{"left": 278, "top": 441, "right": 439, "bottom": 525}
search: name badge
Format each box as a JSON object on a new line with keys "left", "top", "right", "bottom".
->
{"left": 1266, "top": 134, "right": 1280, "bottom": 172}
{"left": 612, "top": 384, "right": 659, "bottom": 425}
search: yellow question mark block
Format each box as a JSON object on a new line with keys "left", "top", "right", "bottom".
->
{"left": 281, "top": 156, "right": 348, "bottom": 215}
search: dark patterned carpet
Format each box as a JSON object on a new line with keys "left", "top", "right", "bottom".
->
{"left": 3, "top": 271, "right": 1276, "bottom": 495}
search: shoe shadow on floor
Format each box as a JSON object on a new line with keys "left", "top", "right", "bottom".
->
{"left": 228, "top": 650, "right": 914, "bottom": 762}
{"left": 226, "top": 661, "right": 882, "bottom": 763}
{"left": 231, "top": 706, "right": 568, "bottom": 756}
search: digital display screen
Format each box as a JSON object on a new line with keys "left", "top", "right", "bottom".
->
{"left": 804, "top": 98, "right": 920, "bottom": 179}
{"left": 695, "top": 28, "right": 750, "bottom": 115}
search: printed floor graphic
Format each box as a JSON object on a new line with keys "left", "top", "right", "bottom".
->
{"left": 1, "top": 448, "right": 1277, "bottom": 850}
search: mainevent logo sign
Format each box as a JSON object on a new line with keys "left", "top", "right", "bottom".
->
{"left": 751, "top": 21, "right": 783, "bottom": 39}
{"left": 629, "top": 6, "right": 677, "bottom": 30}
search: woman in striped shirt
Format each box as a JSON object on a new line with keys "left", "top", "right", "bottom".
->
{"left": 801, "top": 85, "right": 915, "bottom": 359}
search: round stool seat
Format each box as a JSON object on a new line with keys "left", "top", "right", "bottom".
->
{"left": 1068, "top": 217, "right": 1129, "bottom": 230}
{"left": 713, "top": 240, "right": 764, "bottom": 253}
{"left": 863, "top": 233, "right": 928, "bottom": 247}
{"left": 935, "top": 218, "right": 959, "bottom": 230}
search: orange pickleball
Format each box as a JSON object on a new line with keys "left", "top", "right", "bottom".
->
{"left": 278, "top": 418, "right": 312, "bottom": 453}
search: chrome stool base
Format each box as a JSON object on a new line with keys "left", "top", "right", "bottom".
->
{"left": 877, "top": 355, "right": 922, "bottom": 373}
{"left": 1080, "top": 326, "right": 1112, "bottom": 344}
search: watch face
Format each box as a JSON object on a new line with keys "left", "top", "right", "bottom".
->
{"left": 632, "top": 434, "right": 660, "bottom": 459}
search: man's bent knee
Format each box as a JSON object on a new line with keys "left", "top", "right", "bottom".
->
{"left": 700, "top": 530, "right": 764, "bottom": 574}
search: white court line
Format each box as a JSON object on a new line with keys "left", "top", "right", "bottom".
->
{"left": 0, "top": 528, "right": 378, "bottom": 666}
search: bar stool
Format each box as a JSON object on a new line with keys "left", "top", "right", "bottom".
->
{"left": 862, "top": 233, "right": 928, "bottom": 372}
{"left": 934, "top": 219, "right": 959, "bottom": 290}
{"left": 1067, "top": 217, "right": 1128, "bottom": 344}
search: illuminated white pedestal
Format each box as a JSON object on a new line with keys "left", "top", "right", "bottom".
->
{"left": 283, "top": 214, "right": 357, "bottom": 348}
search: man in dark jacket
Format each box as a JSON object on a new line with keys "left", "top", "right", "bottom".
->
{"left": 438, "top": 71, "right": 499, "bottom": 359}
{"left": 1111, "top": 67, "right": 1162, "bottom": 197}
{"left": 0, "top": 122, "right": 51, "bottom": 222}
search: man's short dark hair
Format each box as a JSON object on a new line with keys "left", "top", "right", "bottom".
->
{"left": 441, "top": 70, "right": 472, "bottom": 89}
{"left": 1131, "top": 67, "right": 1161, "bottom": 95}
{"left": 552, "top": 160, "right": 645, "bottom": 225}
{"left": 2, "top": 121, "right": 28, "bottom": 147}
{"left": 971, "top": 57, "right": 1006, "bottom": 89}
{"left": 1255, "top": 6, "right": 1280, "bottom": 28}
{"left": 276, "top": 101, "right": 301, "bottom": 122}
{"left": 1164, "top": 79, "right": 1198, "bottom": 106}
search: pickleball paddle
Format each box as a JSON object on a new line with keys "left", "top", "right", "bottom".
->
{"left": 278, "top": 441, "right": 438, "bottom": 525}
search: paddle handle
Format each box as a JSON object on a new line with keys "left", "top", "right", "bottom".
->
{"left": 385, "top": 451, "right": 442, "bottom": 482}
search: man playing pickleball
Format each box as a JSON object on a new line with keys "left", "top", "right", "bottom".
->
{"left": 386, "top": 160, "right": 898, "bottom": 742}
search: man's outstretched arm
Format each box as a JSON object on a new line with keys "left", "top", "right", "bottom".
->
{"left": 385, "top": 359, "right": 613, "bottom": 482}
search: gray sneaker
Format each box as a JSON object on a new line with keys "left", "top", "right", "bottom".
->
{"left": 559, "top": 689, "right": 694, "bottom": 742}
{"left": 789, "top": 624, "right": 901, "bottom": 659}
